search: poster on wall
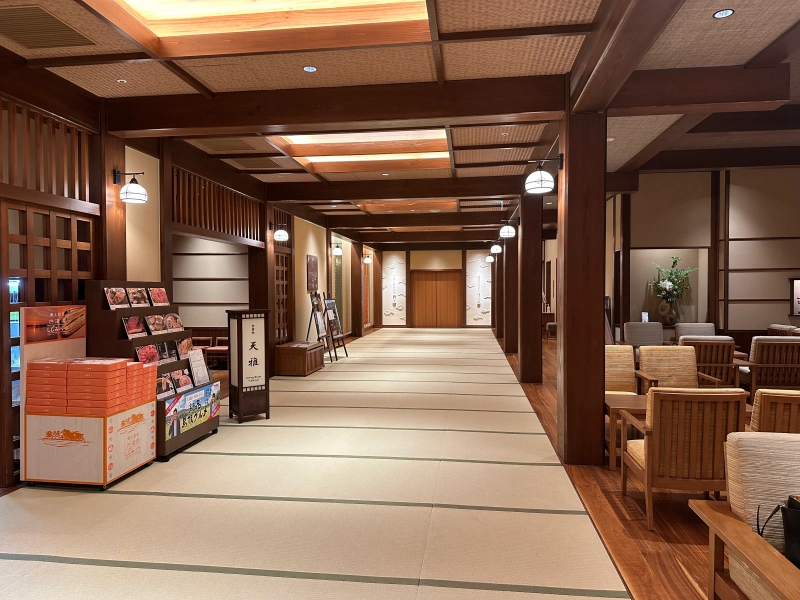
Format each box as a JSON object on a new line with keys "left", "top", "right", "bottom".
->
{"left": 164, "top": 382, "right": 221, "bottom": 442}
{"left": 465, "top": 250, "right": 492, "bottom": 326}
{"left": 307, "top": 255, "right": 319, "bottom": 291}
{"left": 24, "top": 306, "right": 86, "bottom": 344}
{"left": 793, "top": 278, "right": 800, "bottom": 316}
{"left": 241, "top": 317, "right": 266, "bottom": 389}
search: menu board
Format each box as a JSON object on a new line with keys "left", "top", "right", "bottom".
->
{"left": 793, "top": 278, "right": 800, "bottom": 316}
{"left": 241, "top": 316, "right": 266, "bottom": 389}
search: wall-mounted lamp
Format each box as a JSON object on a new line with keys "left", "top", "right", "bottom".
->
{"left": 490, "top": 243, "right": 502, "bottom": 254}
{"left": 269, "top": 221, "right": 289, "bottom": 242}
{"left": 113, "top": 169, "right": 147, "bottom": 204}
{"left": 524, "top": 154, "right": 563, "bottom": 195}
{"left": 485, "top": 255, "right": 495, "bottom": 263}
{"left": 364, "top": 254, "right": 373, "bottom": 264}
{"left": 499, "top": 222, "right": 516, "bottom": 239}
{"left": 333, "top": 243, "right": 343, "bottom": 256}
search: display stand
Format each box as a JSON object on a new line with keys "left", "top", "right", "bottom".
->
{"left": 307, "top": 292, "right": 335, "bottom": 361}
{"left": 86, "top": 280, "right": 219, "bottom": 459}
{"left": 323, "top": 294, "right": 348, "bottom": 359}
{"left": 227, "top": 309, "right": 270, "bottom": 423}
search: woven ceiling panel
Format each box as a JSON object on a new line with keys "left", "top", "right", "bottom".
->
{"left": 606, "top": 114, "right": 682, "bottom": 172}
{"left": 178, "top": 46, "right": 436, "bottom": 92}
{"left": 460, "top": 207, "right": 504, "bottom": 212}
{"left": 0, "top": 0, "right": 139, "bottom": 58}
{"left": 454, "top": 148, "right": 535, "bottom": 164}
{"left": 251, "top": 173, "right": 319, "bottom": 183}
{"left": 640, "top": 0, "right": 800, "bottom": 69}
{"left": 322, "top": 169, "right": 452, "bottom": 181}
{"left": 788, "top": 50, "right": 800, "bottom": 104}
{"left": 185, "top": 136, "right": 279, "bottom": 154}
{"left": 459, "top": 199, "right": 513, "bottom": 208}
{"left": 223, "top": 156, "right": 300, "bottom": 170}
{"left": 669, "top": 130, "right": 800, "bottom": 151}
{"left": 457, "top": 165, "right": 526, "bottom": 177}
{"left": 443, "top": 36, "right": 584, "bottom": 80}
{"left": 48, "top": 62, "right": 197, "bottom": 97}
{"left": 436, "top": 0, "right": 601, "bottom": 33}
{"left": 452, "top": 124, "right": 546, "bottom": 146}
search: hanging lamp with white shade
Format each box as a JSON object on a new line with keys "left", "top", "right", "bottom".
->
{"left": 485, "top": 255, "right": 494, "bottom": 263}
{"left": 364, "top": 254, "right": 373, "bottom": 264}
{"left": 499, "top": 223, "right": 516, "bottom": 239}
{"left": 114, "top": 170, "right": 147, "bottom": 204}
{"left": 333, "top": 244, "right": 343, "bottom": 256}
{"left": 524, "top": 164, "right": 555, "bottom": 195}
{"left": 490, "top": 243, "right": 502, "bottom": 254}
{"left": 274, "top": 227, "right": 289, "bottom": 242}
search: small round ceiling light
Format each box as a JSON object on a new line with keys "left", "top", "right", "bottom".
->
{"left": 485, "top": 255, "right": 494, "bottom": 263}
{"left": 364, "top": 255, "right": 373, "bottom": 264}
{"left": 429, "top": 209, "right": 441, "bottom": 213}
{"left": 274, "top": 227, "right": 289, "bottom": 242}
{"left": 490, "top": 244, "right": 502, "bottom": 254}
{"left": 607, "top": 137, "right": 615, "bottom": 142}
{"left": 382, "top": 173, "right": 389, "bottom": 176}
{"left": 525, "top": 165, "right": 555, "bottom": 195}
{"left": 120, "top": 175, "right": 147, "bottom": 204}
{"left": 303, "top": 65, "right": 317, "bottom": 72}
{"left": 333, "top": 244, "right": 343, "bottom": 256}
{"left": 499, "top": 224, "right": 516, "bottom": 239}
{"left": 117, "top": 79, "right": 127, "bottom": 84}
{"left": 713, "top": 9, "right": 734, "bottom": 18}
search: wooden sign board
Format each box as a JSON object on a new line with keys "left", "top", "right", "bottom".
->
{"left": 792, "top": 278, "right": 800, "bottom": 316}
{"left": 307, "top": 255, "right": 319, "bottom": 292}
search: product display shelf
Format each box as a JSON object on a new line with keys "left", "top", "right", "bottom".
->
{"left": 86, "top": 280, "right": 219, "bottom": 459}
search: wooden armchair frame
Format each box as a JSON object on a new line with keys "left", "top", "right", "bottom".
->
{"left": 750, "top": 389, "right": 800, "bottom": 433}
{"left": 621, "top": 388, "right": 747, "bottom": 530}
{"left": 736, "top": 339, "right": 800, "bottom": 400}
{"left": 681, "top": 338, "right": 738, "bottom": 387}
{"left": 635, "top": 346, "right": 725, "bottom": 394}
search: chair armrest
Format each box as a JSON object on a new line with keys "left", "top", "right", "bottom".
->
{"left": 619, "top": 409, "right": 650, "bottom": 434}
{"left": 733, "top": 359, "right": 753, "bottom": 368}
{"left": 635, "top": 370, "right": 658, "bottom": 384}
{"left": 698, "top": 372, "right": 725, "bottom": 387}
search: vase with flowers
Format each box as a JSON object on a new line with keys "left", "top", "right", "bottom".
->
{"left": 650, "top": 256, "right": 696, "bottom": 326}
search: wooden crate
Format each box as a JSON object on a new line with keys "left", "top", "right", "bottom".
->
{"left": 275, "top": 342, "right": 325, "bottom": 377}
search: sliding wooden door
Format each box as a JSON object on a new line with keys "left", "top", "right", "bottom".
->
{"left": 410, "top": 270, "right": 462, "bottom": 328}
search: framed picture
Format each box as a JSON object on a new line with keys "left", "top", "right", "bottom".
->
{"left": 792, "top": 278, "right": 800, "bottom": 316}
{"left": 104, "top": 287, "right": 129, "bottom": 309}
{"left": 307, "top": 254, "right": 319, "bottom": 292}
{"left": 324, "top": 299, "right": 343, "bottom": 338}
{"left": 314, "top": 311, "right": 327, "bottom": 338}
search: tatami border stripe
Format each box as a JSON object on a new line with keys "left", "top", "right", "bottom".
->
{"left": 0, "top": 554, "right": 628, "bottom": 598}
{"left": 218, "top": 423, "right": 544, "bottom": 435}
{"left": 267, "top": 405, "right": 534, "bottom": 413}
{"left": 182, "top": 451, "right": 561, "bottom": 467}
{"left": 268, "top": 390, "right": 528, "bottom": 398}
{"left": 103, "top": 489, "right": 587, "bottom": 516}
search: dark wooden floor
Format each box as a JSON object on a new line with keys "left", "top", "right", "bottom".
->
{"left": 506, "top": 337, "right": 708, "bottom": 600}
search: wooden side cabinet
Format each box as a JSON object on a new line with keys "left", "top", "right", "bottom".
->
{"left": 275, "top": 342, "right": 325, "bottom": 377}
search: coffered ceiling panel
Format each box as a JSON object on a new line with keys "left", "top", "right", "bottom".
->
{"left": 48, "top": 61, "right": 198, "bottom": 97}
{"left": 442, "top": 36, "right": 585, "bottom": 80}
{"left": 454, "top": 148, "right": 536, "bottom": 164}
{"left": 639, "top": 0, "right": 800, "bottom": 69}
{"left": 222, "top": 156, "right": 301, "bottom": 170}
{"left": 668, "top": 130, "right": 800, "bottom": 151}
{"left": 452, "top": 124, "right": 547, "bottom": 146}
{"left": 357, "top": 199, "right": 459, "bottom": 213}
{"left": 457, "top": 165, "right": 526, "bottom": 177}
{"left": 177, "top": 45, "right": 437, "bottom": 92}
{"left": 606, "top": 114, "right": 682, "bottom": 172}
{"left": 185, "top": 136, "right": 278, "bottom": 154}
{"left": 435, "top": 0, "right": 601, "bottom": 33}
{"left": 251, "top": 173, "right": 320, "bottom": 182}
{"left": 322, "top": 169, "right": 452, "bottom": 181}
{"left": 789, "top": 50, "right": 800, "bottom": 104}
{"left": 0, "top": 0, "right": 139, "bottom": 58}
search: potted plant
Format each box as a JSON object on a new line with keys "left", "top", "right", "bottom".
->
{"left": 651, "top": 256, "right": 696, "bottom": 326}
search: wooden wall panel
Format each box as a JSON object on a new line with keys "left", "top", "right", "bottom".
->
{"left": 495, "top": 250, "right": 504, "bottom": 339}
{"left": 503, "top": 235, "right": 519, "bottom": 353}
{"left": 436, "top": 271, "right": 462, "bottom": 328}
{"left": 410, "top": 271, "right": 437, "bottom": 327}
{"left": 351, "top": 241, "right": 364, "bottom": 337}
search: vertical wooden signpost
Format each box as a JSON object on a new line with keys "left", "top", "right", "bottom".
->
{"left": 227, "top": 309, "right": 269, "bottom": 423}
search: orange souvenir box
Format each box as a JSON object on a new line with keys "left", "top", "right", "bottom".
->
{"left": 27, "top": 383, "right": 68, "bottom": 394}
{"left": 68, "top": 382, "right": 127, "bottom": 395}
{"left": 26, "top": 370, "right": 68, "bottom": 381}
{"left": 68, "top": 398, "right": 125, "bottom": 408}
{"left": 26, "top": 405, "right": 67, "bottom": 415}
{"left": 68, "top": 358, "right": 129, "bottom": 372}
{"left": 26, "top": 390, "right": 67, "bottom": 401}
{"left": 27, "top": 359, "right": 71, "bottom": 371}
{"left": 26, "top": 397, "right": 67, "bottom": 408}
{"left": 67, "top": 389, "right": 127, "bottom": 402}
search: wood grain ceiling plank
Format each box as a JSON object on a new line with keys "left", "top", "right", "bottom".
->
{"left": 639, "top": 146, "right": 800, "bottom": 172}
{"left": 328, "top": 209, "right": 517, "bottom": 229}
{"left": 689, "top": 105, "right": 800, "bottom": 134}
{"left": 617, "top": 113, "right": 709, "bottom": 173}
{"left": 425, "top": 0, "right": 445, "bottom": 85}
{"left": 283, "top": 138, "right": 449, "bottom": 156}
{"left": 305, "top": 156, "right": 451, "bottom": 173}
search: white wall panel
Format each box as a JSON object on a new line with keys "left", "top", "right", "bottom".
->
{"left": 381, "top": 251, "right": 407, "bottom": 326}
{"left": 728, "top": 303, "right": 800, "bottom": 331}
{"left": 466, "top": 250, "right": 492, "bottom": 326}
{"left": 293, "top": 217, "right": 328, "bottom": 342}
{"left": 729, "top": 239, "right": 800, "bottom": 270}
{"left": 179, "top": 305, "right": 249, "bottom": 328}
{"left": 173, "top": 280, "right": 249, "bottom": 304}
{"left": 173, "top": 254, "right": 249, "bottom": 279}
{"left": 729, "top": 271, "right": 800, "bottom": 300}
{"left": 125, "top": 147, "right": 161, "bottom": 281}
{"left": 729, "top": 169, "right": 800, "bottom": 239}
{"left": 173, "top": 236, "right": 247, "bottom": 254}
{"left": 410, "top": 250, "right": 462, "bottom": 270}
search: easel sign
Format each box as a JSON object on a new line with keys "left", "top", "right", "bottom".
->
{"left": 307, "top": 292, "right": 334, "bottom": 361}
{"left": 323, "top": 294, "right": 348, "bottom": 360}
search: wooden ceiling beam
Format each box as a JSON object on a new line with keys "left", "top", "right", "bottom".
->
{"left": 327, "top": 210, "right": 520, "bottom": 229}
{"left": 606, "top": 171, "right": 639, "bottom": 193}
{"left": 302, "top": 156, "right": 452, "bottom": 174}
{"left": 746, "top": 19, "right": 800, "bottom": 68}
{"left": 608, "top": 65, "right": 790, "bottom": 117}
{"left": 617, "top": 114, "right": 709, "bottom": 173}
{"left": 438, "top": 23, "right": 593, "bottom": 43}
{"left": 28, "top": 52, "right": 152, "bottom": 68}
{"left": 375, "top": 241, "right": 492, "bottom": 251}
{"left": 639, "top": 146, "right": 800, "bottom": 172}
{"left": 106, "top": 76, "right": 565, "bottom": 137}
{"left": 425, "top": 0, "right": 445, "bottom": 85}
{"left": 688, "top": 105, "right": 800, "bottom": 134}
{"left": 570, "top": 0, "right": 685, "bottom": 113}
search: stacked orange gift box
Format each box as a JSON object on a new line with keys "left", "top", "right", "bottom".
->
{"left": 26, "top": 358, "right": 158, "bottom": 416}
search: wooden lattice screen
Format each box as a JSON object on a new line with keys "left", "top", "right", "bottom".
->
{"left": 273, "top": 208, "right": 292, "bottom": 344}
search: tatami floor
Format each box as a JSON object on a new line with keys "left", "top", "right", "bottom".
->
{"left": 0, "top": 329, "right": 628, "bottom": 598}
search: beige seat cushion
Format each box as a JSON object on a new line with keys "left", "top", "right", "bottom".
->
{"left": 749, "top": 335, "right": 800, "bottom": 362}
{"left": 675, "top": 322, "right": 716, "bottom": 340}
{"left": 624, "top": 322, "right": 663, "bottom": 348}
{"left": 726, "top": 431, "right": 800, "bottom": 553}
{"left": 626, "top": 439, "right": 645, "bottom": 468}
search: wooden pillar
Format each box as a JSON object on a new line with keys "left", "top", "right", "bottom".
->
{"left": 709, "top": 172, "right": 720, "bottom": 326}
{"left": 518, "top": 198, "right": 543, "bottom": 383}
{"left": 351, "top": 241, "right": 364, "bottom": 337}
{"left": 158, "top": 138, "right": 173, "bottom": 297}
{"left": 619, "top": 193, "right": 631, "bottom": 340}
{"left": 557, "top": 110, "right": 606, "bottom": 466}
{"left": 90, "top": 102, "right": 126, "bottom": 279}
{"left": 405, "top": 250, "right": 412, "bottom": 328}
{"left": 495, "top": 250, "right": 504, "bottom": 339}
{"left": 265, "top": 203, "right": 277, "bottom": 374}
{"left": 325, "top": 229, "right": 333, "bottom": 295}
{"left": 373, "top": 250, "right": 383, "bottom": 328}
{"left": 490, "top": 254, "right": 496, "bottom": 330}
{"left": 503, "top": 234, "right": 519, "bottom": 354}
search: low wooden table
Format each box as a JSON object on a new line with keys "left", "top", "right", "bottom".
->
{"left": 605, "top": 393, "right": 647, "bottom": 471}
{"left": 275, "top": 341, "right": 325, "bottom": 376}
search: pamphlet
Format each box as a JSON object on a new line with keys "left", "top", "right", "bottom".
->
{"left": 188, "top": 348, "right": 210, "bottom": 386}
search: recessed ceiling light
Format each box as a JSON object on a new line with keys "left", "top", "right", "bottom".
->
{"left": 607, "top": 137, "right": 615, "bottom": 142}
{"left": 546, "top": 201, "right": 552, "bottom": 205}
{"left": 382, "top": 173, "right": 389, "bottom": 176}
{"left": 117, "top": 79, "right": 127, "bottom": 84}
{"left": 501, "top": 132, "right": 509, "bottom": 136}
{"left": 410, "top": 209, "right": 416, "bottom": 212}
{"left": 429, "top": 209, "right": 441, "bottom": 213}
{"left": 713, "top": 9, "right": 734, "bottom": 19}
{"left": 303, "top": 66, "right": 317, "bottom": 73}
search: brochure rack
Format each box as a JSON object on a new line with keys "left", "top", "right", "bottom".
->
{"left": 86, "top": 280, "right": 220, "bottom": 459}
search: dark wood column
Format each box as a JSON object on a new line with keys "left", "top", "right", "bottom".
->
{"left": 158, "top": 138, "right": 174, "bottom": 297}
{"left": 495, "top": 250, "right": 504, "bottom": 339}
{"left": 325, "top": 228, "right": 333, "bottom": 295}
{"left": 619, "top": 193, "right": 631, "bottom": 340}
{"left": 90, "top": 103, "right": 126, "bottom": 279}
{"left": 557, "top": 110, "right": 606, "bottom": 466}
{"left": 709, "top": 172, "right": 720, "bottom": 326}
{"left": 264, "top": 203, "right": 277, "bottom": 375}
{"left": 373, "top": 250, "right": 383, "bottom": 328}
{"left": 351, "top": 241, "right": 364, "bottom": 337}
{"left": 518, "top": 198, "right": 543, "bottom": 383}
{"left": 503, "top": 234, "right": 519, "bottom": 354}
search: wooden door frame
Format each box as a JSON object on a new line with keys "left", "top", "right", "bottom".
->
{"left": 408, "top": 268, "right": 464, "bottom": 328}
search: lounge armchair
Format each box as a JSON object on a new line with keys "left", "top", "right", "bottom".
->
{"left": 636, "top": 345, "right": 724, "bottom": 394}
{"left": 736, "top": 336, "right": 800, "bottom": 399}
{"left": 679, "top": 335, "right": 737, "bottom": 386}
{"left": 750, "top": 389, "right": 800, "bottom": 433}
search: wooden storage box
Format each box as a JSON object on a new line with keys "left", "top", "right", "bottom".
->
{"left": 275, "top": 342, "right": 325, "bottom": 376}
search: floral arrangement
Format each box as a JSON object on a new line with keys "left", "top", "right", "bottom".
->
{"left": 651, "top": 256, "right": 696, "bottom": 304}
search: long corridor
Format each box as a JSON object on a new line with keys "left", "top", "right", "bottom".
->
{"left": 0, "top": 329, "right": 627, "bottom": 598}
